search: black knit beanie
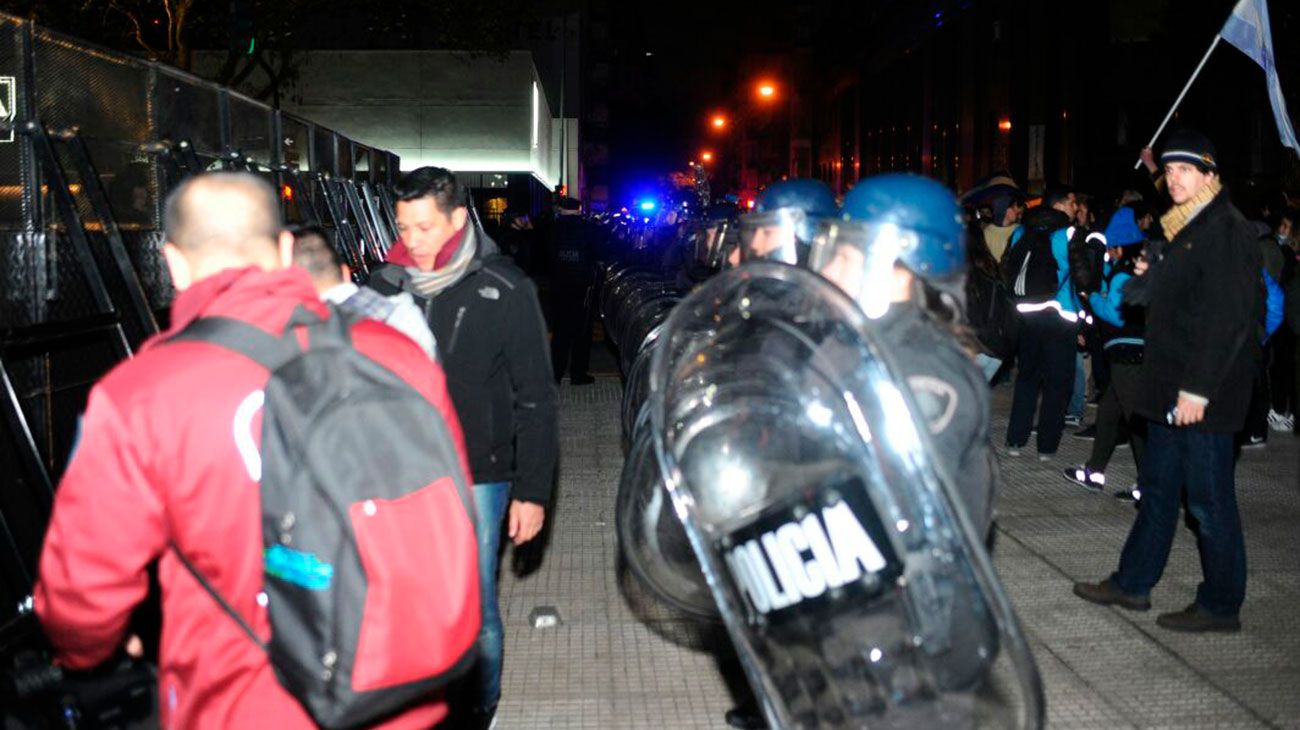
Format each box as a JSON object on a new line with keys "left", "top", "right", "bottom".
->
{"left": 1160, "top": 129, "right": 1218, "bottom": 173}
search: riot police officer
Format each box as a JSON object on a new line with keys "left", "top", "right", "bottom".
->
{"left": 626, "top": 173, "right": 1043, "bottom": 729}
{"left": 719, "top": 174, "right": 1000, "bottom": 728}
{"left": 731, "top": 178, "right": 838, "bottom": 267}
{"left": 811, "top": 173, "right": 998, "bottom": 536}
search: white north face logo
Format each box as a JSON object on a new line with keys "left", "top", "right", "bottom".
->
{"left": 478, "top": 286, "right": 500, "bottom": 300}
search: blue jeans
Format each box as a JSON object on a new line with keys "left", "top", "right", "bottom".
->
{"left": 470, "top": 481, "right": 510, "bottom": 709}
{"left": 1068, "top": 352, "right": 1086, "bottom": 420}
{"left": 975, "top": 353, "right": 1003, "bottom": 383}
{"left": 1110, "top": 423, "right": 1246, "bottom": 616}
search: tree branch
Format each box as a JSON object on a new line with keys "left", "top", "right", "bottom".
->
{"left": 105, "top": 0, "right": 158, "bottom": 55}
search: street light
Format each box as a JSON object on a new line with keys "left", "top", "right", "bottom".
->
{"left": 701, "top": 151, "right": 714, "bottom": 162}
{"left": 756, "top": 81, "right": 777, "bottom": 100}
{"left": 711, "top": 114, "right": 728, "bottom": 131}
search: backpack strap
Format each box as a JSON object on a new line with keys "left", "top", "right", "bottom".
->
{"left": 170, "top": 544, "right": 268, "bottom": 651}
{"left": 167, "top": 317, "right": 299, "bottom": 372}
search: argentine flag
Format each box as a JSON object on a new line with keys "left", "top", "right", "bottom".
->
{"left": 1220, "top": 0, "right": 1299, "bottom": 154}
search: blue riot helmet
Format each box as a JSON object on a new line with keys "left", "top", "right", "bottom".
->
{"left": 737, "top": 178, "right": 837, "bottom": 266}
{"left": 809, "top": 173, "right": 966, "bottom": 318}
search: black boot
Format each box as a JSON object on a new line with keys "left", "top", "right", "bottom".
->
{"left": 724, "top": 706, "right": 768, "bottom": 730}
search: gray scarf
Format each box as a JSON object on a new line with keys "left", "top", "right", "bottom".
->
{"left": 405, "top": 226, "right": 478, "bottom": 297}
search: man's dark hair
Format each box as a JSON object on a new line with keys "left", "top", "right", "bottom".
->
{"left": 393, "top": 166, "right": 467, "bottom": 215}
{"left": 289, "top": 224, "right": 344, "bottom": 282}
{"left": 1042, "top": 186, "right": 1076, "bottom": 211}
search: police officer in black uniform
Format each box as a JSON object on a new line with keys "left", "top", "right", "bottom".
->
{"left": 548, "top": 196, "right": 601, "bottom": 384}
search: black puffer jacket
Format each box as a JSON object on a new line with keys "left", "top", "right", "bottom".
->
{"left": 371, "top": 228, "right": 559, "bottom": 504}
{"left": 1131, "top": 190, "right": 1262, "bottom": 433}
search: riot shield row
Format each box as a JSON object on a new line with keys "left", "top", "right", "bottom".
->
{"left": 608, "top": 224, "right": 1046, "bottom": 727}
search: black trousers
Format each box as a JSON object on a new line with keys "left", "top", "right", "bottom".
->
{"left": 550, "top": 283, "right": 593, "bottom": 380}
{"left": 1007, "top": 311, "right": 1078, "bottom": 454}
{"left": 1270, "top": 327, "right": 1295, "bottom": 416}
{"left": 1086, "top": 361, "right": 1146, "bottom": 475}
{"left": 1241, "top": 350, "right": 1271, "bottom": 443}
{"left": 1087, "top": 331, "right": 1111, "bottom": 399}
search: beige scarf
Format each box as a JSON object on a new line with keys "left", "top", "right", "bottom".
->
{"left": 1159, "top": 177, "right": 1222, "bottom": 241}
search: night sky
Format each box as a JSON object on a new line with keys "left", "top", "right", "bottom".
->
{"left": 596, "top": 0, "right": 1299, "bottom": 203}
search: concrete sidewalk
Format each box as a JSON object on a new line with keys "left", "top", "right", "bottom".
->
{"left": 493, "top": 377, "right": 1300, "bottom": 729}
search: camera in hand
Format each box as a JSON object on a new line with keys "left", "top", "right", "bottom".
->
{"left": 3, "top": 648, "right": 154, "bottom": 729}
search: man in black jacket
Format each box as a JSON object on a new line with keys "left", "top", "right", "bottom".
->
{"left": 370, "top": 167, "right": 558, "bottom": 726}
{"left": 1074, "top": 130, "right": 1261, "bottom": 633}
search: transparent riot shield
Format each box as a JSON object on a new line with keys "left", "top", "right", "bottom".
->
{"left": 644, "top": 262, "right": 1044, "bottom": 729}
{"left": 620, "top": 322, "right": 669, "bottom": 445}
{"left": 616, "top": 416, "right": 718, "bottom": 619}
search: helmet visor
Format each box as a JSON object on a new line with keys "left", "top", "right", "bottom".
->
{"left": 738, "top": 209, "right": 807, "bottom": 265}
{"left": 808, "top": 220, "right": 919, "bottom": 318}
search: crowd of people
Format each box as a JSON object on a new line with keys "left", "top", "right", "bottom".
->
{"left": 26, "top": 125, "right": 1297, "bottom": 728}
{"left": 962, "top": 129, "right": 1295, "bottom": 633}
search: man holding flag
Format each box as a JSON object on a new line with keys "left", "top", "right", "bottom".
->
{"left": 1074, "top": 129, "right": 1262, "bottom": 632}
{"left": 1134, "top": 0, "right": 1298, "bottom": 166}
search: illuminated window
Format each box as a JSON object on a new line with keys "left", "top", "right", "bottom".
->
{"left": 484, "top": 196, "right": 508, "bottom": 225}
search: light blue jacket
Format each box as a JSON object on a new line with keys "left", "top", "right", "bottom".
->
{"left": 1008, "top": 223, "right": 1082, "bottom": 319}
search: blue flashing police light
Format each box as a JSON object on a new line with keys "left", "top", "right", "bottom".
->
{"left": 638, "top": 200, "right": 657, "bottom": 212}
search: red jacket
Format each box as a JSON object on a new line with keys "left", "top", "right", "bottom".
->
{"left": 34, "top": 266, "right": 472, "bottom": 729}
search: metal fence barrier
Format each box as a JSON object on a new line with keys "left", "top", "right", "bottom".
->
{"left": 0, "top": 12, "right": 402, "bottom": 639}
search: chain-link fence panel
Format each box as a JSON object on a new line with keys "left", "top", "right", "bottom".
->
{"left": 32, "top": 28, "right": 160, "bottom": 225}
{"left": 153, "top": 67, "right": 224, "bottom": 163}
{"left": 354, "top": 143, "right": 371, "bottom": 184}
{"left": 281, "top": 113, "right": 311, "bottom": 171}
{"left": 228, "top": 91, "right": 274, "bottom": 167}
{"left": 313, "top": 125, "right": 337, "bottom": 176}
{"left": 337, "top": 134, "right": 354, "bottom": 180}
{"left": 373, "top": 149, "right": 389, "bottom": 188}
{"left": 0, "top": 17, "right": 32, "bottom": 232}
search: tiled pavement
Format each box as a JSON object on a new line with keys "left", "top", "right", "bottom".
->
{"left": 493, "top": 376, "right": 1300, "bottom": 729}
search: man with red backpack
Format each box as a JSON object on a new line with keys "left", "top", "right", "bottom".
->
{"left": 34, "top": 172, "right": 479, "bottom": 728}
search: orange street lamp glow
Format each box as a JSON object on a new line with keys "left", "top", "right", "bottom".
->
{"left": 757, "top": 82, "right": 776, "bottom": 99}
{"left": 711, "top": 114, "right": 727, "bottom": 130}
{"left": 701, "top": 151, "right": 714, "bottom": 162}
{"left": 998, "top": 118, "right": 1013, "bottom": 133}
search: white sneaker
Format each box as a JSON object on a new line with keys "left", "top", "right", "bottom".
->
{"left": 1063, "top": 466, "right": 1105, "bottom": 491}
{"left": 1267, "top": 409, "right": 1295, "bottom": 432}
{"left": 1114, "top": 484, "right": 1141, "bottom": 502}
